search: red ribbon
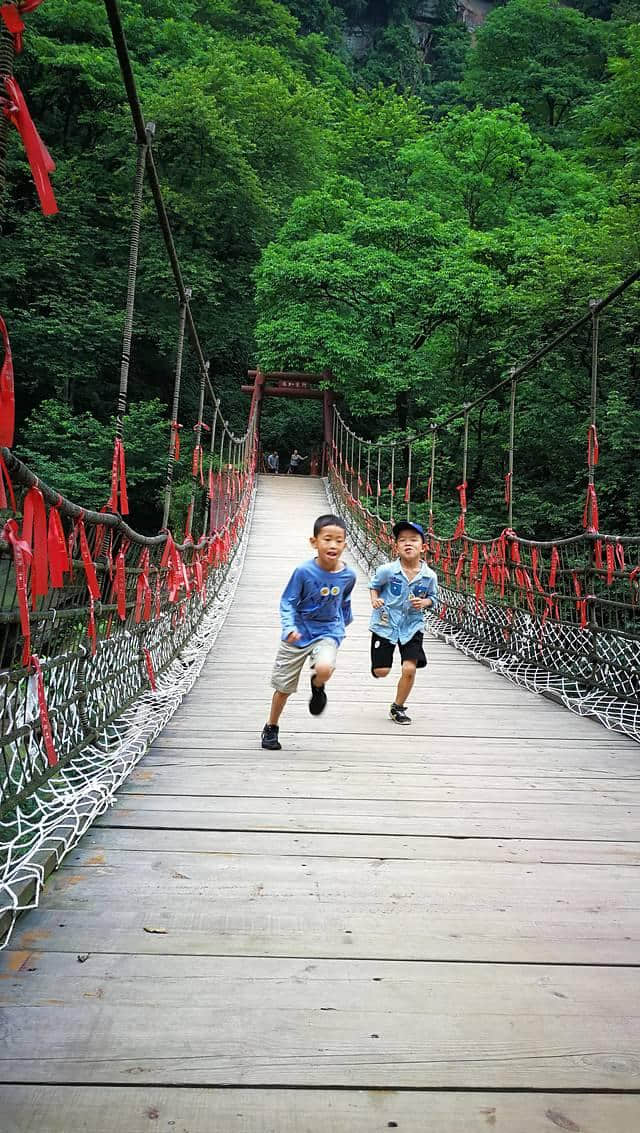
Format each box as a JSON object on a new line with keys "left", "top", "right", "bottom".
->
{"left": 2, "top": 517, "right": 31, "bottom": 664}
{"left": 587, "top": 424, "right": 599, "bottom": 468}
{"left": 0, "top": 314, "right": 15, "bottom": 447}
{"left": 22, "top": 485, "right": 48, "bottom": 608}
{"left": 0, "top": 450, "right": 16, "bottom": 509}
{"left": 504, "top": 472, "right": 511, "bottom": 507}
{"left": 456, "top": 481, "right": 467, "bottom": 511}
{"left": 171, "top": 421, "right": 182, "bottom": 462}
{"left": 135, "top": 548, "right": 152, "bottom": 623}
{"left": 1, "top": 76, "right": 58, "bottom": 215}
{"left": 582, "top": 483, "right": 599, "bottom": 532}
{"left": 0, "top": 4, "right": 25, "bottom": 52}
{"left": 115, "top": 549, "right": 127, "bottom": 620}
{"left": 404, "top": 476, "right": 411, "bottom": 504}
{"left": 572, "top": 572, "right": 588, "bottom": 629}
{"left": 30, "top": 653, "right": 58, "bottom": 766}
{"left": 143, "top": 647, "right": 157, "bottom": 692}
{"left": 76, "top": 518, "right": 100, "bottom": 600}
{"left": 531, "top": 546, "right": 546, "bottom": 595}
{"left": 469, "top": 542, "right": 479, "bottom": 584}
{"left": 109, "top": 437, "right": 129, "bottom": 515}
{"left": 47, "top": 505, "right": 68, "bottom": 587}
{"left": 549, "top": 546, "right": 560, "bottom": 590}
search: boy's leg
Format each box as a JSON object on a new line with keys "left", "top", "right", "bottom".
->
{"left": 371, "top": 633, "right": 393, "bottom": 679}
{"left": 309, "top": 639, "right": 337, "bottom": 715}
{"left": 390, "top": 633, "right": 427, "bottom": 724}
{"left": 394, "top": 659, "right": 417, "bottom": 707}
{"left": 268, "top": 690, "right": 289, "bottom": 726}
{"left": 262, "top": 641, "right": 310, "bottom": 747}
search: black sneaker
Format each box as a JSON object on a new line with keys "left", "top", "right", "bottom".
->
{"left": 309, "top": 678, "right": 328, "bottom": 716}
{"left": 261, "top": 723, "right": 282, "bottom": 750}
{"left": 390, "top": 703, "right": 411, "bottom": 725}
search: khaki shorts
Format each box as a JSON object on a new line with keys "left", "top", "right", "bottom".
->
{"left": 271, "top": 637, "right": 338, "bottom": 695}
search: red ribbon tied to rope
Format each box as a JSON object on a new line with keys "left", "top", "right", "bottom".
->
{"left": 1, "top": 0, "right": 46, "bottom": 47}
{"left": 135, "top": 548, "right": 152, "bottom": 623}
{"left": 170, "top": 421, "right": 182, "bottom": 462}
{"left": 504, "top": 472, "right": 511, "bottom": 507}
{"left": 143, "top": 647, "right": 157, "bottom": 692}
{"left": 109, "top": 437, "right": 129, "bottom": 515}
{"left": 2, "top": 517, "right": 32, "bottom": 663}
{"left": 47, "top": 504, "right": 68, "bottom": 587}
{"left": 1, "top": 76, "right": 58, "bottom": 215}
{"left": 587, "top": 424, "right": 599, "bottom": 468}
{"left": 30, "top": 653, "right": 58, "bottom": 767}
{"left": 0, "top": 4, "right": 25, "bottom": 51}
{"left": 22, "top": 485, "right": 48, "bottom": 608}
{"left": 582, "top": 483, "right": 599, "bottom": 533}
{"left": 0, "top": 314, "right": 15, "bottom": 447}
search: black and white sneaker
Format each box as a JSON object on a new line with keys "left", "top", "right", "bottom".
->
{"left": 261, "top": 723, "right": 282, "bottom": 750}
{"left": 390, "top": 703, "right": 411, "bottom": 725}
{"left": 309, "top": 678, "right": 328, "bottom": 716}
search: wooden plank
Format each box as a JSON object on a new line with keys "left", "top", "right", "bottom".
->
{"left": 67, "top": 827, "right": 640, "bottom": 866}
{"left": 121, "top": 765, "right": 640, "bottom": 802}
{"left": 1, "top": 954, "right": 640, "bottom": 1087}
{"left": 3, "top": 1087, "right": 639, "bottom": 1133}
{"left": 9, "top": 855, "right": 640, "bottom": 962}
{"left": 97, "top": 793, "right": 640, "bottom": 841}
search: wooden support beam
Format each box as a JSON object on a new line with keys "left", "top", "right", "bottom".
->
{"left": 247, "top": 370, "right": 327, "bottom": 383}
{"left": 241, "top": 386, "right": 324, "bottom": 400}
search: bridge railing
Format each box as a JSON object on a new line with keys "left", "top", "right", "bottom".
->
{"left": 327, "top": 273, "right": 640, "bottom": 742}
{"left": 0, "top": 0, "right": 259, "bottom": 946}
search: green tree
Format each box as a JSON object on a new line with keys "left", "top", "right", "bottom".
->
{"left": 464, "top": 0, "right": 607, "bottom": 129}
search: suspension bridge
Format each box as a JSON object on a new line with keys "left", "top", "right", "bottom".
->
{"left": 1, "top": 2, "right": 640, "bottom": 1130}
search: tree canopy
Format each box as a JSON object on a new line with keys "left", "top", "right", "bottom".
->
{"left": 1, "top": 0, "right": 638, "bottom": 536}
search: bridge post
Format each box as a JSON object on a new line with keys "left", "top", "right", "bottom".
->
{"left": 322, "top": 385, "right": 334, "bottom": 478}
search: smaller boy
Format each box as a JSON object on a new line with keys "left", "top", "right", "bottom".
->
{"left": 369, "top": 520, "right": 438, "bottom": 725}
{"left": 261, "top": 514, "right": 356, "bottom": 751}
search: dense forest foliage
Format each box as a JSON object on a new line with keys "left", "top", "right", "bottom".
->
{"left": 1, "top": 0, "right": 638, "bottom": 535}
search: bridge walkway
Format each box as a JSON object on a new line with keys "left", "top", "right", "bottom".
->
{"left": 2, "top": 475, "right": 639, "bottom": 1131}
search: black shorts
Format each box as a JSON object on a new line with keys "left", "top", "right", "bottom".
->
{"left": 371, "top": 631, "right": 427, "bottom": 675}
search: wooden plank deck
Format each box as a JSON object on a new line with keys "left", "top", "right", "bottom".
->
{"left": 2, "top": 474, "right": 640, "bottom": 1131}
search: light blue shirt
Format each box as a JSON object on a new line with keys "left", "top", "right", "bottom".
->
{"left": 369, "top": 558, "right": 438, "bottom": 644}
{"left": 280, "top": 558, "right": 356, "bottom": 647}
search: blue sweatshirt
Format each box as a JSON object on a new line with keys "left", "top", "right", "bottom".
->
{"left": 280, "top": 558, "right": 357, "bottom": 647}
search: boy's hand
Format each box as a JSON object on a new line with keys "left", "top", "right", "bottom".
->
{"left": 286, "top": 630, "right": 302, "bottom": 643}
{"left": 410, "top": 596, "right": 431, "bottom": 611}
{"left": 371, "top": 597, "right": 385, "bottom": 610}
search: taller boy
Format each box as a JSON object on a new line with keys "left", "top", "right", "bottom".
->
{"left": 261, "top": 514, "right": 356, "bottom": 751}
{"left": 369, "top": 520, "right": 438, "bottom": 725}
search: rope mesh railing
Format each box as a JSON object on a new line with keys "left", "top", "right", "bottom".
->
{"left": 326, "top": 272, "right": 640, "bottom": 745}
{"left": 0, "top": 0, "right": 260, "bottom": 946}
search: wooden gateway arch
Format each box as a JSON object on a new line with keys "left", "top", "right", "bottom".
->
{"left": 242, "top": 368, "right": 335, "bottom": 474}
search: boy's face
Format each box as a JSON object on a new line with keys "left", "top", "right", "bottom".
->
{"left": 311, "top": 524, "right": 346, "bottom": 568}
{"left": 395, "top": 529, "right": 425, "bottom": 563}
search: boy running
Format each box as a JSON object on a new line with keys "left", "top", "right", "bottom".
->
{"left": 369, "top": 520, "right": 438, "bottom": 725}
{"left": 261, "top": 514, "right": 356, "bottom": 751}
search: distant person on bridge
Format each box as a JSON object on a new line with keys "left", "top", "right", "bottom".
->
{"left": 369, "top": 521, "right": 438, "bottom": 725}
{"left": 287, "top": 448, "right": 307, "bottom": 474}
{"left": 261, "top": 514, "right": 356, "bottom": 751}
{"left": 267, "top": 450, "right": 279, "bottom": 474}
